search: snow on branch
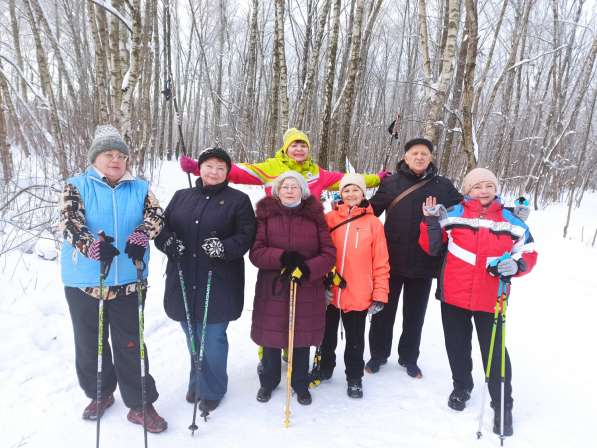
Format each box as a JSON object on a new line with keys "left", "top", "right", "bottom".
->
{"left": 88, "top": 0, "right": 133, "bottom": 33}
{"left": 507, "top": 45, "right": 568, "bottom": 71}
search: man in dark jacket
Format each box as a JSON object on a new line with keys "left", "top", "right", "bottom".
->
{"left": 366, "top": 137, "right": 462, "bottom": 378}
{"left": 155, "top": 147, "right": 256, "bottom": 413}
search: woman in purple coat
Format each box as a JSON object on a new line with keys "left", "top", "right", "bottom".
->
{"left": 249, "top": 171, "right": 336, "bottom": 405}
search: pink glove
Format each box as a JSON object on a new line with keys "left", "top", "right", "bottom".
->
{"left": 378, "top": 170, "right": 391, "bottom": 181}
{"left": 180, "top": 154, "right": 200, "bottom": 175}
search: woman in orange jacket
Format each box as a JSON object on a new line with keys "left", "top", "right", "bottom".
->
{"left": 318, "top": 173, "right": 390, "bottom": 398}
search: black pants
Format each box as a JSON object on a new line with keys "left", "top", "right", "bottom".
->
{"left": 320, "top": 305, "right": 368, "bottom": 380}
{"left": 259, "top": 346, "right": 310, "bottom": 394}
{"left": 441, "top": 302, "right": 513, "bottom": 408}
{"left": 64, "top": 287, "right": 158, "bottom": 408}
{"left": 368, "top": 275, "right": 432, "bottom": 364}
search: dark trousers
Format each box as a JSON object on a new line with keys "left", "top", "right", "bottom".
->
{"left": 320, "top": 305, "right": 368, "bottom": 380}
{"left": 64, "top": 287, "right": 158, "bottom": 409}
{"left": 441, "top": 302, "right": 513, "bottom": 408}
{"left": 260, "top": 346, "right": 310, "bottom": 395}
{"left": 368, "top": 275, "right": 432, "bottom": 364}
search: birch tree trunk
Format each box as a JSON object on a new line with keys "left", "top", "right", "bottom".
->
{"left": 0, "top": 85, "right": 13, "bottom": 182}
{"left": 275, "top": 0, "right": 289, "bottom": 132}
{"left": 120, "top": 0, "right": 143, "bottom": 141}
{"left": 461, "top": 0, "right": 478, "bottom": 171}
{"left": 9, "top": 0, "right": 27, "bottom": 101}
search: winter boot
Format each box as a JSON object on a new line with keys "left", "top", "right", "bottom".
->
{"left": 127, "top": 404, "right": 168, "bottom": 433}
{"left": 447, "top": 388, "right": 471, "bottom": 411}
{"left": 399, "top": 359, "right": 423, "bottom": 378}
{"left": 347, "top": 379, "right": 363, "bottom": 399}
{"left": 186, "top": 389, "right": 201, "bottom": 404}
{"left": 82, "top": 394, "right": 115, "bottom": 420}
{"left": 364, "top": 358, "right": 387, "bottom": 374}
{"left": 296, "top": 390, "right": 312, "bottom": 406}
{"left": 199, "top": 398, "right": 221, "bottom": 413}
{"left": 493, "top": 405, "right": 513, "bottom": 436}
{"left": 256, "top": 387, "right": 272, "bottom": 403}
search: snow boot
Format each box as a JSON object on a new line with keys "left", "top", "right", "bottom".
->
{"left": 347, "top": 379, "right": 363, "bottom": 399}
{"left": 199, "top": 398, "right": 221, "bottom": 413}
{"left": 82, "top": 393, "right": 115, "bottom": 420}
{"left": 256, "top": 387, "right": 272, "bottom": 403}
{"left": 364, "top": 358, "right": 387, "bottom": 374}
{"left": 493, "top": 405, "right": 513, "bottom": 436}
{"left": 296, "top": 390, "right": 312, "bottom": 406}
{"left": 447, "top": 388, "right": 471, "bottom": 411}
{"left": 127, "top": 404, "right": 168, "bottom": 433}
{"left": 399, "top": 359, "right": 423, "bottom": 378}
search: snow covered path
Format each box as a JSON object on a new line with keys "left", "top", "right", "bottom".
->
{"left": 2, "top": 162, "right": 596, "bottom": 448}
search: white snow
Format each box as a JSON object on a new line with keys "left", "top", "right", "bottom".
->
{"left": 1, "top": 160, "right": 596, "bottom": 448}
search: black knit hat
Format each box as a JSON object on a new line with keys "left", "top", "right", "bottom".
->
{"left": 197, "top": 147, "right": 232, "bottom": 173}
{"left": 404, "top": 137, "right": 433, "bottom": 153}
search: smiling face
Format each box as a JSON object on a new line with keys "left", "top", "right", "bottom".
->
{"left": 468, "top": 181, "right": 497, "bottom": 206}
{"left": 403, "top": 144, "right": 433, "bottom": 175}
{"left": 93, "top": 150, "right": 128, "bottom": 183}
{"left": 340, "top": 184, "right": 364, "bottom": 207}
{"left": 199, "top": 157, "right": 228, "bottom": 186}
{"left": 278, "top": 178, "right": 302, "bottom": 205}
{"left": 286, "top": 141, "right": 309, "bottom": 163}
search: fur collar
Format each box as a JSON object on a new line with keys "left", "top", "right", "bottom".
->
{"left": 256, "top": 195, "right": 324, "bottom": 221}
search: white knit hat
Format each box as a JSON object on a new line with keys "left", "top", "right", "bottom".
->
{"left": 88, "top": 124, "right": 129, "bottom": 163}
{"left": 271, "top": 171, "right": 310, "bottom": 200}
{"left": 339, "top": 173, "right": 366, "bottom": 194}
{"left": 462, "top": 168, "right": 499, "bottom": 195}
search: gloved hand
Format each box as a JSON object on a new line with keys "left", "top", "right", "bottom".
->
{"left": 124, "top": 230, "right": 148, "bottom": 263}
{"left": 202, "top": 237, "right": 225, "bottom": 258}
{"left": 162, "top": 235, "right": 185, "bottom": 261}
{"left": 180, "top": 154, "right": 199, "bottom": 175}
{"left": 488, "top": 257, "right": 518, "bottom": 277}
{"left": 325, "top": 289, "right": 333, "bottom": 305}
{"left": 378, "top": 170, "right": 391, "bottom": 181}
{"left": 368, "top": 301, "right": 385, "bottom": 315}
{"left": 88, "top": 236, "right": 120, "bottom": 262}
{"left": 280, "top": 251, "right": 302, "bottom": 271}
{"left": 513, "top": 204, "right": 530, "bottom": 221}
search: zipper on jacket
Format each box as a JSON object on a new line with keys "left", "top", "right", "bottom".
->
{"left": 355, "top": 227, "right": 360, "bottom": 249}
{"left": 111, "top": 187, "right": 119, "bottom": 284}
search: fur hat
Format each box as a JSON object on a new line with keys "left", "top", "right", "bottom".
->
{"left": 404, "top": 137, "right": 433, "bottom": 153}
{"left": 197, "top": 147, "right": 232, "bottom": 173}
{"left": 462, "top": 167, "right": 499, "bottom": 195}
{"left": 339, "top": 173, "right": 366, "bottom": 194}
{"left": 271, "top": 171, "right": 310, "bottom": 200}
{"left": 88, "top": 124, "right": 129, "bottom": 163}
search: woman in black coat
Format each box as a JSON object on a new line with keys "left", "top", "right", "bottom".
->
{"left": 155, "top": 147, "right": 256, "bottom": 413}
{"left": 366, "top": 138, "right": 462, "bottom": 378}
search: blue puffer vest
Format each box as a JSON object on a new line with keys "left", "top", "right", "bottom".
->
{"left": 61, "top": 167, "right": 149, "bottom": 287}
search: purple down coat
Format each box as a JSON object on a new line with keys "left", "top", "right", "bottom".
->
{"left": 249, "top": 196, "right": 336, "bottom": 349}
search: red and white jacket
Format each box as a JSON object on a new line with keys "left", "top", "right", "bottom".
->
{"left": 419, "top": 198, "right": 537, "bottom": 313}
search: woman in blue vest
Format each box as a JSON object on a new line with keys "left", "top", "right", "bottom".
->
{"left": 60, "top": 124, "right": 167, "bottom": 433}
{"left": 155, "top": 147, "right": 256, "bottom": 415}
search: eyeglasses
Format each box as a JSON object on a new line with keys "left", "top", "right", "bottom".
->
{"left": 101, "top": 152, "right": 128, "bottom": 161}
{"left": 280, "top": 185, "right": 300, "bottom": 191}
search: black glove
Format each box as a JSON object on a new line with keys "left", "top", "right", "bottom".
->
{"left": 88, "top": 236, "right": 120, "bottom": 262}
{"left": 124, "top": 230, "right": 148, "bottom": 263}
{"left": 280, "top": 251, "right": 302, "bottom": 271}
{"left": 202, "top": 237, "right": 225, "bottom": 258}
{"left": 162, "top": 235, "right": 185, "bottom": 261}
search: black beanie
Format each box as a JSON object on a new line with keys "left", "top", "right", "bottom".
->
{"left": 197, "top": 147, "right": 232, "bottom": 173}
{"left": 404, "top": 137, "right": 433, "bottom": 153}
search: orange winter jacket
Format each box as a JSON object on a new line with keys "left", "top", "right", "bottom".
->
{"left": 325, "top": 202, "right": 390, "bottom": 312}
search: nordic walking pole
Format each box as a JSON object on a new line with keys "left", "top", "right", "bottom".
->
{"left": 96, "top": 231, "right": 114, "bottom": 448}
{"left": 284, "top": 268, "right": 301, "bottom": 428}
{"left": 198, "top": 268, "right": 213, "bottom": 421}
{"left": 499, "top": 283, "right": 510, "bottom": 446}
{"left": 134, "top": 260, "right": 148, "bottom": 448}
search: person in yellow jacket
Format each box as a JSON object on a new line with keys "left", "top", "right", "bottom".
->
{"left": 180, "top": 128, "right": 389, "bottom": 199}
{"left": 318, "top": 173, "right": 390, "bottom": 398}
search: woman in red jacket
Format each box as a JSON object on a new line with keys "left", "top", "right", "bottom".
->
{"left": 249, "top": 171, "right": 336, "bottom": 405}
{"left": 419, "top": 168, "right": 537, "bottom": 437}
{"left": 318, "top": 174, "right": 390, "bottom": 398}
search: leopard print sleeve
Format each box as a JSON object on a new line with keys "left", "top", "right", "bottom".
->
{"left": 60, "top": 183, "right": 95, "bottom": 256}
{"left": 135, "top": 189, "right": 164, "bottom": 239}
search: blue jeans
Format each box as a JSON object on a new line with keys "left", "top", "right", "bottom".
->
{"left": 180, "top": 321, "right": 229, "bottom": 401}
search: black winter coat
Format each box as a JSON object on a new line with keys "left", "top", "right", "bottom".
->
{"left": 370, "top": 161, "right": 462, "bottom": 278}
{"left": 155, "top": 180, "right": 256, "bottom": 323}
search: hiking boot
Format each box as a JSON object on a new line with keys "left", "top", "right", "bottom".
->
{"left": 347, "top": 379, "right": 363, "bottom": 399}
{"left": 365, "top": 358, "right": 387, "bottom": 374}
{"left": 127, "top": 404, "right": 168, "bottom": 433}
{"left": 448, "top": 389, "right": 471, "bottom": 411}
{"left": 493, "top": 406, "right": 513, "bottom": 436}
{"left": 296, "top": 390, "right": 312, "bottom": 405}
{"left": 399, "top": 359, "right": 423, "bottom": 378}
{"left": 199, "top": 399, "right": 221, "bottom": 413}
{"left": 256, "top": 387, "right": 272, "bottom": 403}
{"left": 82, "top": 394, "right": 115, "bottom": 420}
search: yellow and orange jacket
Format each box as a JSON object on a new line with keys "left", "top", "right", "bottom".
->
{"left": 325, "top": 202, "right": 390, "bottom": 312}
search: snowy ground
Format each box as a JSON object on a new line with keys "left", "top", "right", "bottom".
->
{"left": 1, "top": 161, "right": 596, "bottom": 448}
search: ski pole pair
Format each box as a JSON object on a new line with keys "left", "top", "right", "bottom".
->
{"left": 476, "top": 273, "right": 511, "bottom": 445}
